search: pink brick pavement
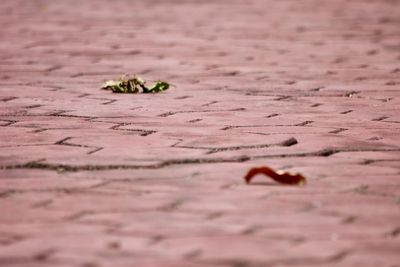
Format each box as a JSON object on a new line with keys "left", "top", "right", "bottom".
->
{"left": 1, "top": 0, "right": 400, "bottom": 266}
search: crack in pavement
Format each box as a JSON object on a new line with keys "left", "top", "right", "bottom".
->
{"left": 0, "top": 119, "right": 17, "bottom": 126}
{"left": 172, "top": 137, "right": 298, "bottom": 154}
{"left": 158, "top": 108, "right": 246, "bottom": 117}
{"left": 55, "top": 137, "right": 103, "bottom": 155}
{"left": 197, "top": 250, "right": 351, "bottom": 267}
{"left": 2, "top": 147, "right": 400, "bottom": 172}
{"left": 109, "top": 123, "right": 156, "bottom": 136}
{"left": 220, "top": 121, "right": 317, "bottom": 130}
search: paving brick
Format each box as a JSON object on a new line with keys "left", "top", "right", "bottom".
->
{"left": 1, "top": 0, "right": 400, "bottom": 266}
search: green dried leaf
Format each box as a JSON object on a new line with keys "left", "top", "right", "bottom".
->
{"left": 143, "top": 81, "right": 170, "bottom": 93}
{"left": 101, "top": 76, "right": 170, "bottom": 94}
{"left": 101, "top": 80, "right": 119, "bottom": 89}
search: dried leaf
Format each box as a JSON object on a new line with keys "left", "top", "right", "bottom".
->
{"left": 143, "top": 81, "right": 170, "bottom": 93}
{"left": 244, "top": 166, "right": 306, "bottom": 185}
{"left": 101, "top": 75, "right": 169, "bottom": 94}
{"left": 102, "top": 80, "right": 119, "bottom": 88}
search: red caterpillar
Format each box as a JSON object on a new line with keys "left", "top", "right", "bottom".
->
{"left": 244, "top": 166, "right": 306, "bottom": 185}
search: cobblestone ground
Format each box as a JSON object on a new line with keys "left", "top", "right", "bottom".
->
{"left": 1, "top": 0, "right": 400, "bottom": 266}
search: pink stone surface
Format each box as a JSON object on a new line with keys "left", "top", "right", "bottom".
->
{"left": 0, "top": 0, "right": 399, "bottom": 266}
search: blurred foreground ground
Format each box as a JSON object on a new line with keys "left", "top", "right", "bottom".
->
{"left": 0, "top": 0, "right": 400, "bottom": 266}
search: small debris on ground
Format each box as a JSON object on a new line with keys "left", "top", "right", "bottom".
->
{"left": 101, "top": 75, "right": 170, "bottom": 93}
{"left": 244, "top": 166, "right": 306, "bottom": 185}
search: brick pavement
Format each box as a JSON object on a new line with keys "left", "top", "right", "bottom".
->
{"left": 0, "top": 0, "right": 400, "bottom": 266}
